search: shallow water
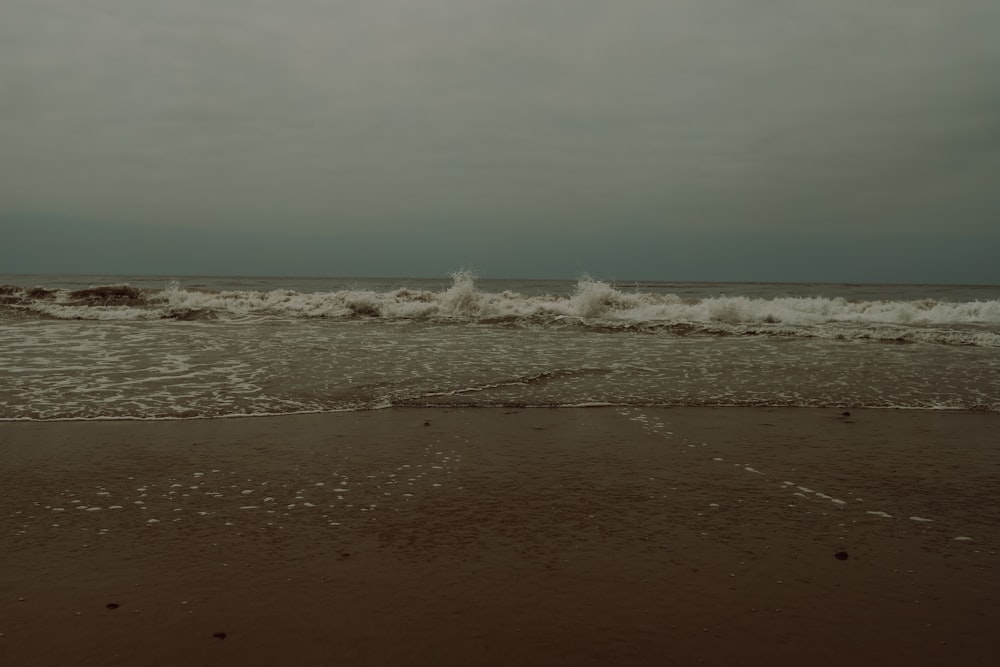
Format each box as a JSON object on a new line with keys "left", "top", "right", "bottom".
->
{"left": 1, "top": 274, "right": 998, "bottom": 419}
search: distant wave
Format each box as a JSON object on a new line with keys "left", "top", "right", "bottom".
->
{"left": 2, "top": 272, "right": 999, "bottom": 346}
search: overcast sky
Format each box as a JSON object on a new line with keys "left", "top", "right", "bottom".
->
{"left": 2, "top": 0, "right": 999, "bottom": 282}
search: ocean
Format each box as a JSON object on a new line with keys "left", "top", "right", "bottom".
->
{"left": 1, "top": 272, "right": 998, "bottom": 420}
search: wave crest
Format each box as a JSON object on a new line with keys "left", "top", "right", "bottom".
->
{"left": 2, "top": 277, "right": 998, "bottom": 346}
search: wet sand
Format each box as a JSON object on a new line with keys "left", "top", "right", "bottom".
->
{"left": 1, "top": 407, "right": 998, "bottom": 666}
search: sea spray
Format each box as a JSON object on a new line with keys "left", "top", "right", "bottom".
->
{"left": 1, "top": 276, "right": 997, "bottom": 346}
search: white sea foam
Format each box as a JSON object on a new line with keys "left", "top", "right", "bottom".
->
{"left": 7, "top": 275, "right": 999, "bottom": 346}
{"left": 815, "top": 492, "right": 847, "bottom": 505}
{"left": 3, "top": 275, "right": 998, "bottom": 421}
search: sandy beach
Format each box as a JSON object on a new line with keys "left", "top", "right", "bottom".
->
{"left": 1, "top": 407, "right": 997, "bottom": 666}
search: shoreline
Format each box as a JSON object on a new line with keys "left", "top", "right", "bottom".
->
{"left": 2, "top": 407, "right": 998, "bottom": 665}
{"left": 1, "top": 402, "right": 996, "bottom": 424}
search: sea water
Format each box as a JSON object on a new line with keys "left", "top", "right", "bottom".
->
{"left": 1, "top": 272, "right": 997, "bottom": 420}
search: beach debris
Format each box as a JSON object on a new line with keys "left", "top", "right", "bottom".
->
{"left": 841, "top": 411, "right": 851, "bottom": 417}
{"left": 105, "top": 603, "right": 119, "bottom": 610}
{"left": 834, "top": 551, "right": 849, "bottom": 561}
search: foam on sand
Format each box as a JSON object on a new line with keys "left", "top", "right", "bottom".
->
{"left": 1, "top": 406, "right": 996, "bottom": 665}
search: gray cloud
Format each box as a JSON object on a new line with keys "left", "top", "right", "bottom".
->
{"left": 2, "top": 0, "right": 999, "bottom": 280}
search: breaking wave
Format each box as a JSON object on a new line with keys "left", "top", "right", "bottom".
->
{"left": 2, "top": 272, "right": 998, "bottom": 346}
